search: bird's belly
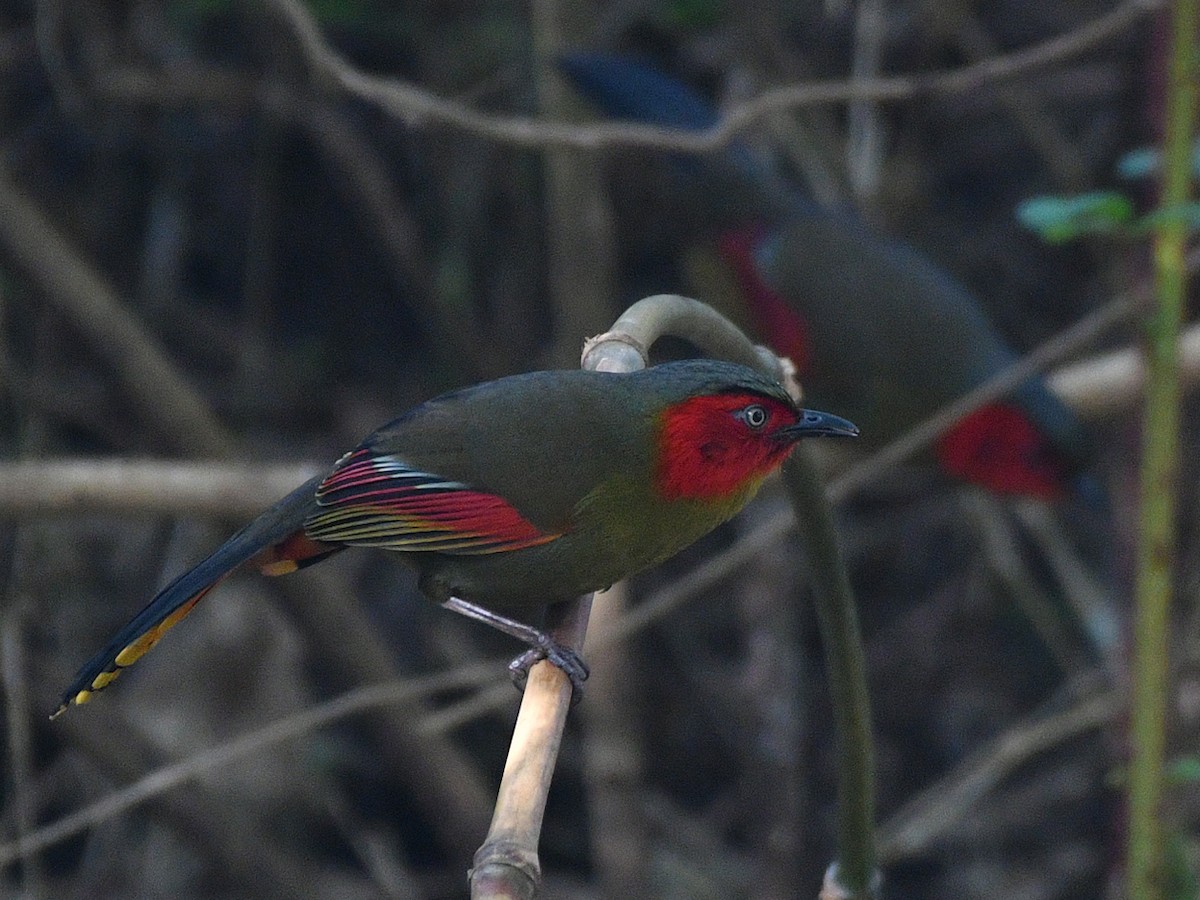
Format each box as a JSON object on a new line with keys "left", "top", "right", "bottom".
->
{"left": 411, "top": 493, "right": 744, "bottom": 617}
{"left": 411, "top": 538, "right": 628, "bottom": 616}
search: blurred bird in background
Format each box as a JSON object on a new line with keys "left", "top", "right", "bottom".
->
{"left": 559, "top": 52, "right": 1119, "bottom": 671}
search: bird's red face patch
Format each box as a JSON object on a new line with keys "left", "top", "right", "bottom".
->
{"left": 656, "top": 392, "right": 800, "bottom": 501}
{"left": 935, "top": 403, "right": 1066, "bottom": 500}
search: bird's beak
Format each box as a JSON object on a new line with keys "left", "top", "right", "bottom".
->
{"left": 778, "top": 409, "right": 860, "bottom": 441}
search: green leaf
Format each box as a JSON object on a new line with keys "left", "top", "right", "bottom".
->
{"left": 1117, "top": 139, "right": 1200, "bottom": 179}
{"left": 1016, "top": 191, "right": 1135, "bottom": 243}
{"left": 1167, "top": 755, "right": 1200, "bottom": 784}
{"left": 661, "top": 0, "right": 725, "bottom": 29}
{"left": 1118, "top": 147, "right": 1161, "bottom": 179}
{"left": 1134, "top": 203, "right": 1200, "bottom": 233}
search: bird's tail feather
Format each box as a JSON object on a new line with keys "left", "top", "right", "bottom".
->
{"left": 53, "top": 474, "right": 331, "bottom": 717}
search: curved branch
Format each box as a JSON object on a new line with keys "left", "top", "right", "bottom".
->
{"left": 258, "top": 0, "right": 1156, "bottom": 154}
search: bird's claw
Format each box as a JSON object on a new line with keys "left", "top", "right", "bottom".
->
{"left": 508, "top": 639, "right": 589, "bottom": 705}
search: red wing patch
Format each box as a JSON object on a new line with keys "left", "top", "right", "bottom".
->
{"left": 304, "top": 449, "right": 562, "bottom": 554}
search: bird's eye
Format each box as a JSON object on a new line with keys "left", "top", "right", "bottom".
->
{"left": 742, "top": 404, "right": 768, "bottom": 429}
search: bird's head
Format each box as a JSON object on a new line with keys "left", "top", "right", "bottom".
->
{"left": 650, "top": 361, "right": 857, "bottom": 502}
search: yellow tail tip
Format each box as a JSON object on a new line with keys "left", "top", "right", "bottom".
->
{"left": 90, "top": 669, "right": 120, "bottom": 691}
{"left": 50, "top": 688, "right": 96, "bottom": 720}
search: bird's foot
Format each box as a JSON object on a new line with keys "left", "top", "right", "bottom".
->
{"left": 508, "top": 639, "right": 589, "bottom": 704}
{"left": 441, "top": 596, "right": 589, "bottom": 703}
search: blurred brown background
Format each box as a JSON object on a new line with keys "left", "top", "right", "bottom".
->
{"left": 0, "top": 1, "right": 1183, "bottom": 898}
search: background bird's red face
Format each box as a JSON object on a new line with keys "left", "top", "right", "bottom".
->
{"left": 655, "top": 392, "right": 800, "bottom": 501}
{"left": 935, "top": 403, "right": 1068, "bottom": 500}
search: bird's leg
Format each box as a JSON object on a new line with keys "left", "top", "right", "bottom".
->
{"left": 440, "top": 597, "right": 589, "bottom": 700}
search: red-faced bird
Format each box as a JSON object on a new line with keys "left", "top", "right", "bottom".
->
{"left": 560, "top": 53, "right": 1093, "bottom": 500}
{"left": 55, "top": 359, "right": 857, "bottom": 716}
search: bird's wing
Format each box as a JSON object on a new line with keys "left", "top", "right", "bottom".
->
{"left": 304, "top": 449, "right": 562, "bottom": 555}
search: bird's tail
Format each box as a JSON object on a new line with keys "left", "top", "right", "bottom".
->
{"left": 558, "top": 52, "right": 720, "bottom": 131}
{"left": 53, "top": 474, "right": 335, "bottom": 718}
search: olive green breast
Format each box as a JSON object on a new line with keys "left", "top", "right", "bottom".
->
{"left": 377, "top": 362, "right": 784, "bottom": 612}
{"left": 414, "top": 468, "right": 767, "bottom": 612}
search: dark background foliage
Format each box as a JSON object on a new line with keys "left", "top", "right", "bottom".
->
{"left": 0, "top": 1, "right": 1185, "bottom": 897}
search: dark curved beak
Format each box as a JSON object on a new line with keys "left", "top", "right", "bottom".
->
{"left": 779, "top": 409, "right": 860, "bottom": 441}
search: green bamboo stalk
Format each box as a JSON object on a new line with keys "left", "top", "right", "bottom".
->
{"left": 1126, "top": 2, "right": 1198, "bottom": 896}
{"left": 783, "top": 451, "right": 877, "bottom": 899}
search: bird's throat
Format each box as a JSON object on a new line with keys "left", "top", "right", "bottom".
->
{"left": 655, "top": 394, "right": 792, "bottom": 502}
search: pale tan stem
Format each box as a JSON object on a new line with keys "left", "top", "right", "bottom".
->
{"left": 474, "top": 293, "right": 830, "bottom": 897}
{"left": 0, "top": 460, "right": 320, "bottom": 518}
{"left": 470, "top": 662, "right": 572, "bottom": 897}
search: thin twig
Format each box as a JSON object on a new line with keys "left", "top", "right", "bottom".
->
{"left": 933, "top": 3, "right": 1090, "bottom": 187}
{"left": 828, "top": 291, "right": 1138, "bottom": 503}
{"left": 1050, "top": 319, "right": 1200, "bottom": 418}
{"left": 2, "top": 600, "right": 42, "bottom": 895}
{"left": 529, "top": 0, "right": 619, "bottom": 370}
{"left": 0, "top": 665, "right": 498, "bottom": 867}
{"left": 846, "top": 0, "right": 887, "bottom": 203}
{"left": 55, "top": 706, "right": 320, "bottom": 897}
{"left": 963, "top": 491, "right": 1096, "bottom": 676}
{"left": 0, "top": 459, "right": 321, "bottom": 517}
{"left": 277, "top": 566, "right": 496, "bottom": 862}
{"left": 258, "top": 0, "right": 1156, "bottom": 154}
{"left": 877, "top": 690, "right": 1120, "bottom": 861}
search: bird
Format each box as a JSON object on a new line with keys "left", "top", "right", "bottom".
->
{"left": 559, "top": 53, "right": 1094, "bottom": 501}
{"left": 54, "top": 359, "right": 857, "bottom": 717}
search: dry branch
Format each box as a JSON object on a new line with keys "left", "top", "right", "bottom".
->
{"left": 877, "top": 690, "right": 1120, "bottom": 861}
{"left": 0, "top": 665, "right": 498, "bottom": 868}
{"left": 0, "top": 460, "right": 320, "bottom": 518}
{"left": 278, "top": 567, "right": 496, "bottom": 863}
{"left": 8, "top": 316, "right": 1198, "bottom": 517}
{"left": 260, "top": 0, "right": 1155, "bottom": 154}
{"left": 1051, "top": 320, "right": 1200, "bottom": 418}
{"left": 53, "top": 709, "right": 318, "bottom": 897}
